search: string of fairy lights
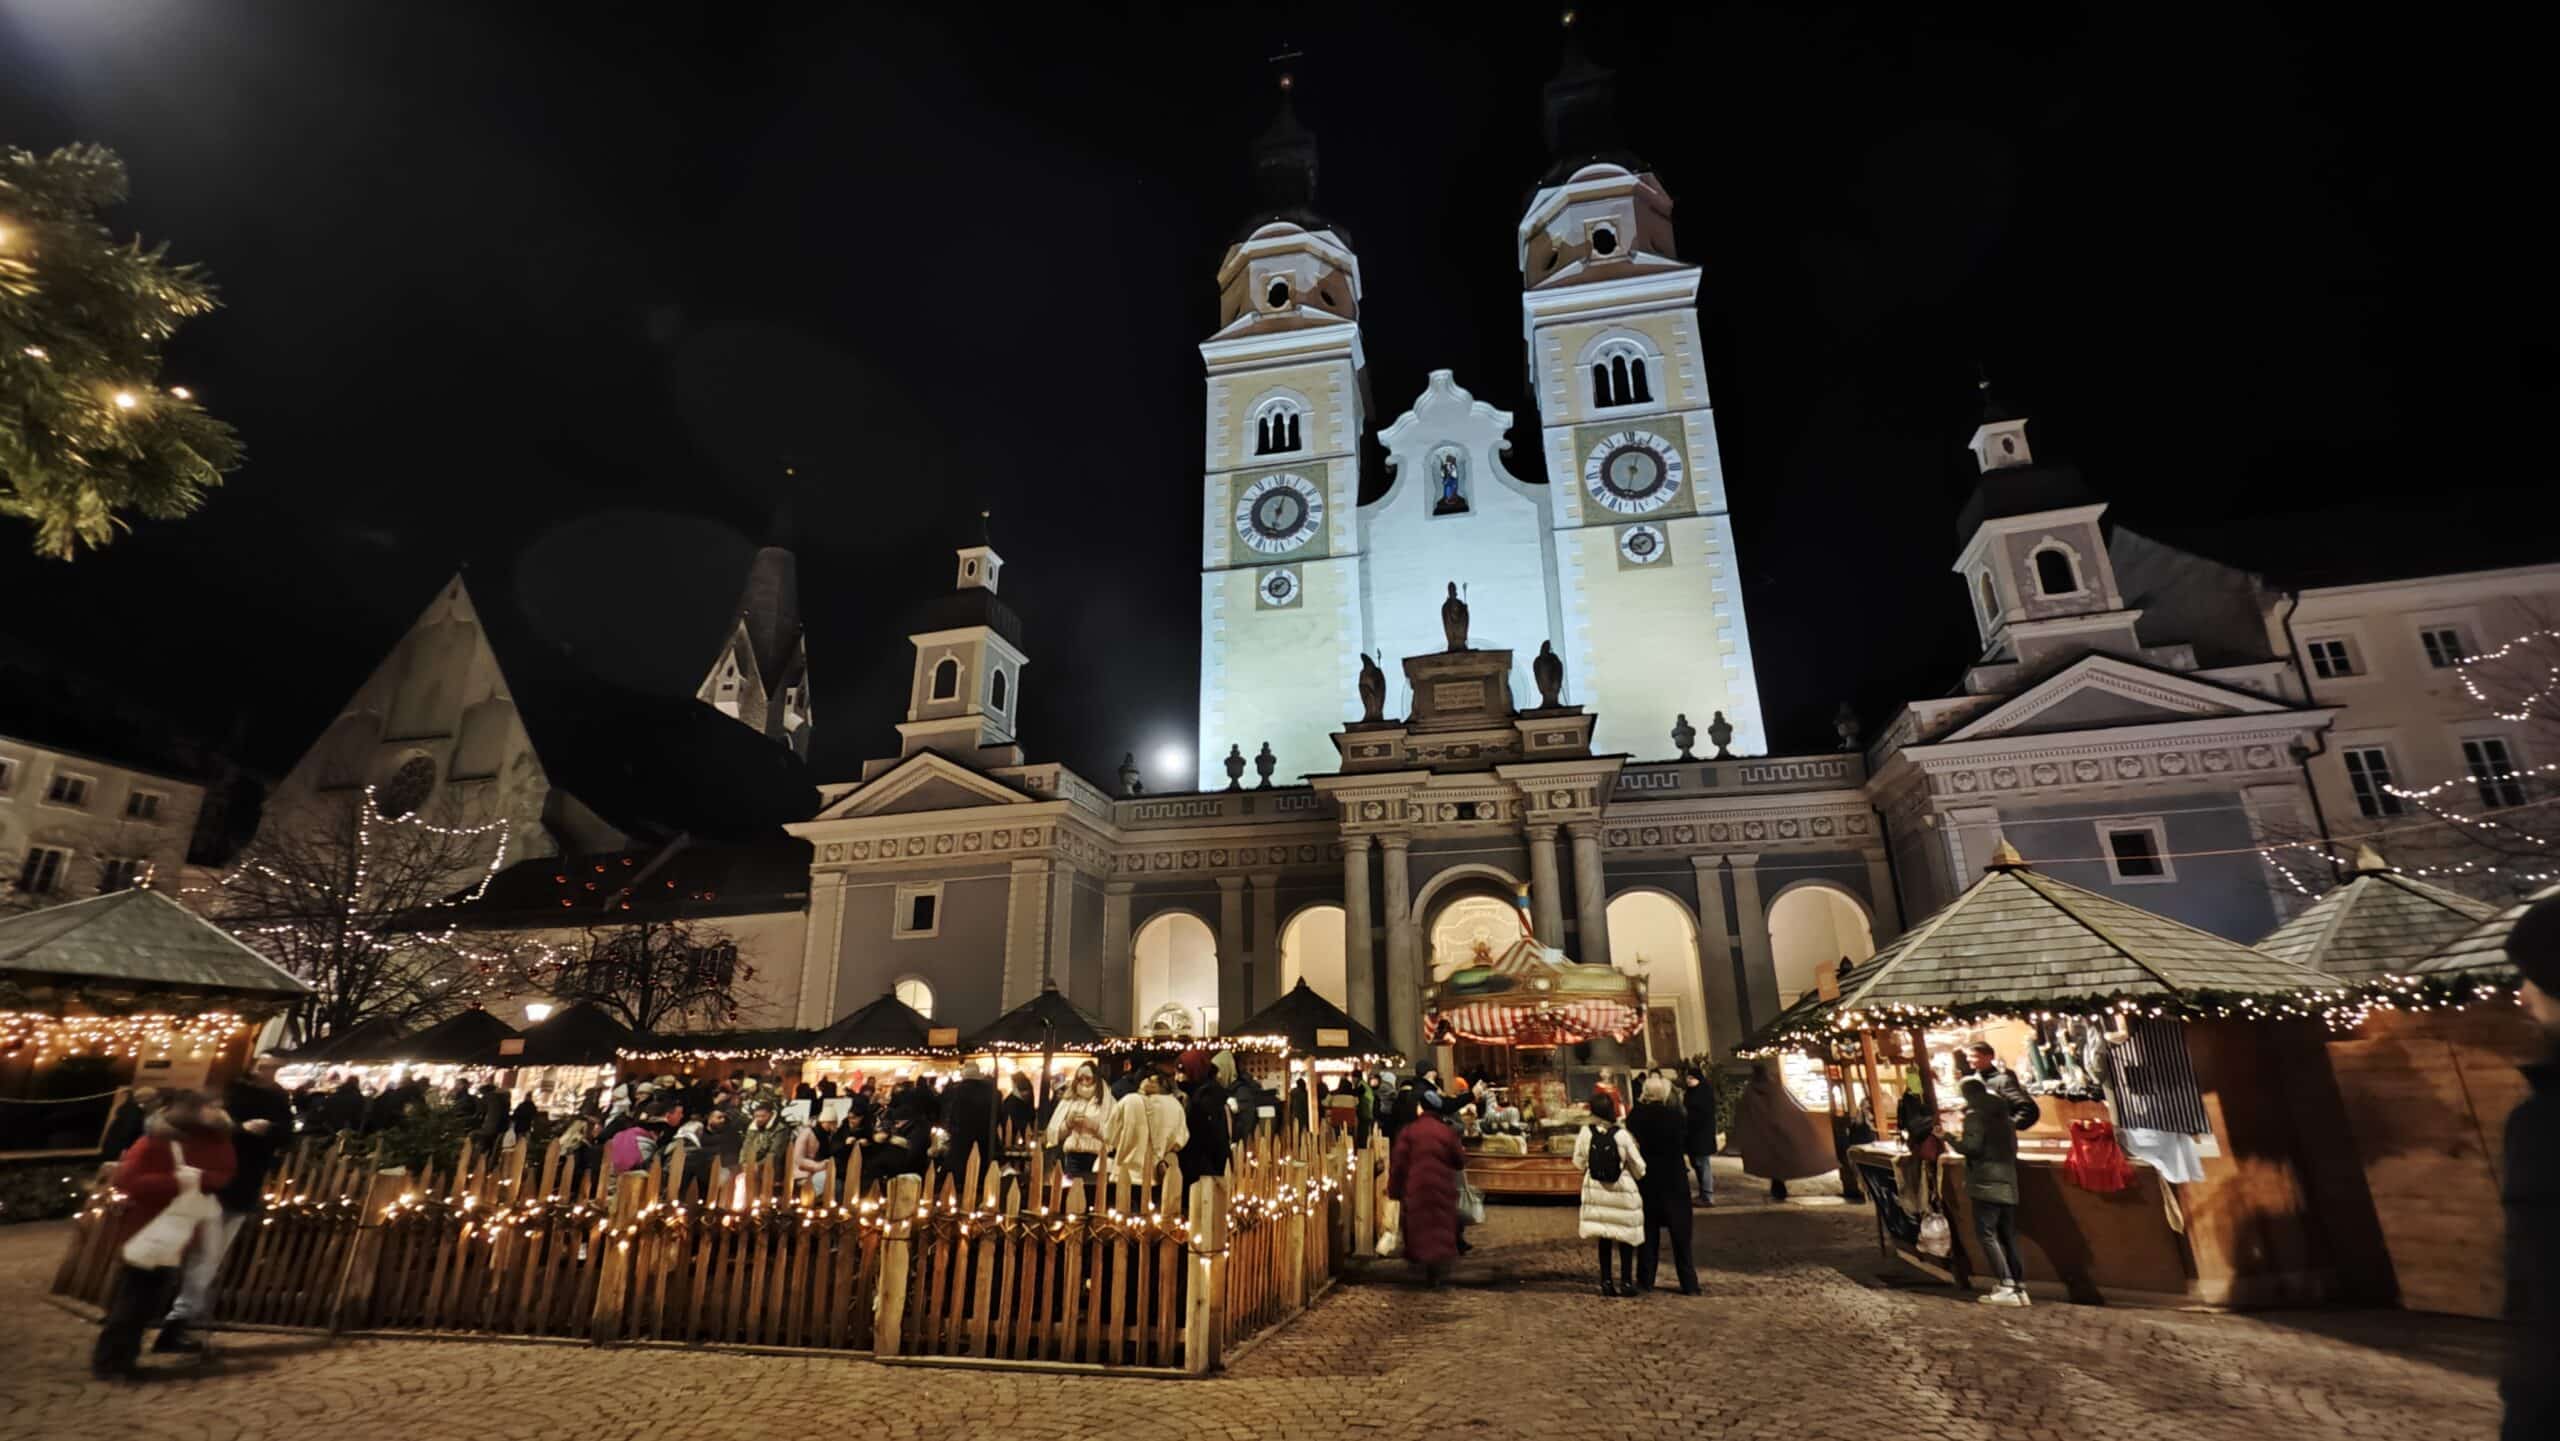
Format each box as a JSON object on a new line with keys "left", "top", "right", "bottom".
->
{"left": 0, "top": 1010, "right": 254, "bottom": 1063}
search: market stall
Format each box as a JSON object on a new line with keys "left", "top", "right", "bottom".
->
{"left": 794, "top": 991, "right": 959, "bottom": 1095}
{"left": 1228, "top": 981, "right": 1401, "bottom": 1135}
{"left": 498, "top": 1001, "right": 630, "bottom": 1112}
{"left": 0, "top": 889, "right": 309, "bottom": 1154}
{"left": 1761, "top": 842, "right": 2363, "bottom": 1308}
{"left": 1424, "top": 932, "right": 1647, "bottom": 1198}
{"left": 961, "top": 981, "right": 1112, "bottom": 1097}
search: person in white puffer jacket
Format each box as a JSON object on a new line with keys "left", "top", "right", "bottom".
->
{"left": 1575, "top": 1093, "right": 1649, "bottom": 1297}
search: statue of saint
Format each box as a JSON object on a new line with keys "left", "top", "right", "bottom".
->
{"left": 1357, "top": 652, "right": 1387, "bottom": 722}
{"left": 1432, "top": 451, "right": 1469, "bottom": 515}
{"left": 1532, "top": 640, "right": 1564, "bottom": 708}
{"left": 1441, "top": 582, "right": 1470, "bottom": 651}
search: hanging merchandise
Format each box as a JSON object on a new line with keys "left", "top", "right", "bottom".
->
{"left": 2063, "top": 1118, "right": 2135, "bottom": 1193}
{"left": 2099, "top": 1019, "right": 2209, "bottom": 1134}
{"left": 1917, "top": 1211, "right": 1952, "bottom": 1259}
{"left": 2117, "top": 1126, "right": 2206, "bottom": 1185}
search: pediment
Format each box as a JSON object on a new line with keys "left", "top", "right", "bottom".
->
{"left": 1948, "top": 655, "right": 2287, "bottom": 742}
{"left": 815, "top": 753, "right": 1030, "bottom": 819}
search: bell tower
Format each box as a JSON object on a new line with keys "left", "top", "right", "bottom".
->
{"left": 1196, "top": 63, "right": 1370, "bottom": 791}
{"left": 1518, "top": 11, "right": 1766, "bottom": 760}
{"left": 894, "top": 541, "right": 1028, "bottom": 769}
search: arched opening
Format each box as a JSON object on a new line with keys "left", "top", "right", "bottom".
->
{"left": 2033, "top": 546, "right": 2079, "bottom": 596}
{"left": 1133, "top": 912, "right": 1219, "bottom": 1036}
{"left": 1611, "top": 353, "right": 1632, "bottom": 405}
{"left": 1976, "top": 571, "right": 2000, "bottom": 626}
{"left": 1278, "top": 904, "right": 1348, "bottom": 1009}
{"left": 1629, "top": 355, "right": 1652, "bottom": 403}
{"left": 1590, "top": 361, "right": 1610, "bottom": 405}
{"left": 1766, "top": 883, "right": 1876, "bottom": 1009}
{"left": 1427, "top": 893, "right": 1521, "bottom": 980}
{"left": 929, "top": 656, "right": 959, "bottom": 702}
{"left": 1606, "top": 890, "right": 1707, "bottom": 1063}
{"left": 989, "top": 668, "right": 1009, "bottom": 712}
{"left": 894, "top": 976, "right": 935, "bottom": 1019}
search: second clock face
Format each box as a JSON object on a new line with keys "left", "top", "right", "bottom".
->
{"left": 1235, "top": 472, "right": 1325, "bottom": 554}
{"left": 1581, "top": 430, "right": 1685, "bottom": 515}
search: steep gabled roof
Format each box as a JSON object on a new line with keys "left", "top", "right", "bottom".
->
{"left": 1942, "top": 652, "right": 2293, "bottom": 743}
{"left": 510, "top": 1001, "right": 633, "bottom": 1067}
{"left": 2256, "top": 848, "right": 2499, "bottom": 982}
{"left": 0, "top": 889, "right": 308, "bottom": 1008}
{"left": 812, "top": 992, "right": 951, "bottom": 1055}
{"left": 396, "top": 1007, "right": 520, "bottom": 1065}
{"left": 1230, "top": 980, "right": 1397, "bottom": 1060}
{"left": 962, "top": 982, "right": 1113, "bottom": 1053}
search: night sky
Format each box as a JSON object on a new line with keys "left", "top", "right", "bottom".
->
{"left": 0, "top": 3, "right": 2545, "bottom": 793}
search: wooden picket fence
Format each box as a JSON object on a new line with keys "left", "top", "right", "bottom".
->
{"left": 54, "top": 1124, "right": 1367, "bottom": 1375}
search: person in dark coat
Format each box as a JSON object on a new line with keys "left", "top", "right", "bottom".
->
{"left": 1628, "top": 1074, "right": 1700, "bottom": 1294}
{"left": 2500, "top": 896, "right": 2560, "bottom": 1440}
{"left": 1388, "top": 1094, "right": 1467, "bottom": 1286}
{"left": 1953, "top": 1074, "right": 2028, "bottom": 1306}
{"left": 323, "top": 1077, "right": 367, "bottom": 1135}
{"left": 1175, "top": 1049, "right": 1234, "bottom": 1188}
{"left": 98, "top": 1086, "right": 157, "bottom": 1161}
{"left": 998, "top": 1073, "right": 1037, "bottom": 1149}
{"left": 472, "top": 1083, "right": 511, "bottom": 1153}
{"left": 939, "top": 1063, "right": 999, "bottom": 1196}
{"left": 1681, "top": 1069, "right": 1719, "bottom": 1207}
{"left": 511, "top": 1094, "right": 541, "bottom": 1142}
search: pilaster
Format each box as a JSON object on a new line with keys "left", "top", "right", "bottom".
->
{"left": 1002, "top": 858, "right": 1052, "bottom": 1012}
{"left": 1250, "top": 871, "right": 1281, "bottom": 1011}
{"left": 1101, "top": 880, "right": 1136, "bottom": 1033}
{"left": 1342, "top": 836, "right": 1377, "bottom": 1028}
{"left": 798, "top": 870, "right": 849, "bottom": 1029}
{"left": 1566, "top": 820, "right": 1613, "bottom": 972}
{"left": 1727, "top": 852, "right": 1774, "bottom": 1033}
{"left": 1689, "top": 854, "right": 1743, "bottom": 1059}
{"left": 1217, "top": 875, "right": 1248, "bottom": 1030}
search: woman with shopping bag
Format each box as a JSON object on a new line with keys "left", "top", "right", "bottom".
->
{"left": 1387, "top": 1090, "right": 1467, "bottom": 1286}
{"left": 96, "top": 1091, "right": 236, "bottom": 1379}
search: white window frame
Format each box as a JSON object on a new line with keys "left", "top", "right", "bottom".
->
{"left": 893, "top": 975, "right": 936, "bottom": 1019}
{"left": 2027, "top": 539, "right": 2087, "bottom": 599}
{"left": 928, "top": 656, "right": 961, "bottom": 703}
{"left": 2099, "top": 818, "right": 2176, "bottom": 885}
{"left": 44, "top": 770, "right": 95, "bottom": 808}
{"left": 97, "top": 856, "right": 147, "bottom": 893}
{"left": 2460, "top": 734, "right": 2529, "bottom": 810}
{"left": 17, "top": 843, "right": 72, "bottom": 896}
{"left": 125, "top": 789, "right": 166, "bottom": 822}
{"left": 893, "top": 881, "right": 945, "bottom": 939}
{"left": 2304, "top": 636, "right": 2362, "bottom": 680}
{"left": 2338, "top": 744, "right": 2406, "bottom": 819}
{"left": 988, "top": 666, "right": 1010, "bottom": 715}
{"left": 1247, "top": 392, "right": 1307, "bottom": 457}
{"left": 2416, "top": 624, "right": 2471, "bottom": 670}
{"left": 0, "top": 756, "right": 17, "bottom": 794}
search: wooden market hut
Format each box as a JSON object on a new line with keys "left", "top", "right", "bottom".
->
{"left": 1800, "top": 842, "right": 2374, "bottom": 1308}
{"left": 400, "top": 1008, "right": 522, "bottom": 1067}
{"left": 787, "top": 991, "right": 957, "bottom": 1091}
{"left": 2286, "top": 872, "right": 2554, "bottom": 1318}
{"left": 0, "top": 889, "right": 309, "bottom": 1153}
{"left": 1230, "top": 980, "right": 1400, "bottom": 1132}
{"left": 961, "top": 981, "right": 1111, "bottom": 1092}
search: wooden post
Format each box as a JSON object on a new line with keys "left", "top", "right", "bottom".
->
{"left": 332, "top": 1169, "right": 405, "bottom": 1331}
{"left": 1183, "top": 1174, "right": 1227, "bottom": 1375}
{"left": 1280, "top": 1157, "right": 1307, "bottom": 1312}
{"left": 872, "top": 1172, "right": 923, "bottom": 1357}
{"left": 589, "top": 1172, "right": 646, "bottom": 1342}
{"left": 1858, "top": 1031, "right": 1891, "bottom": 1134}
{"left": 1351, "top": 1134, "right": 1376, "bottom": 1255}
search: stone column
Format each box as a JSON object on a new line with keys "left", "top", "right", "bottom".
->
{"left": 1101, "top": 881, "right": 1135, "bottom": 1033}
{"left": 1689, "top": 854, "right": 1744, "bottom": 1059}
{"left": 1379, "top": 836, "right": 1417, "bottom": 1056}
{"left": 1250, "top": 871, "right": 1281, "bottom": 1010}
{"left": 1728, "top": 852, "right": 1775, "bottom": 1033}
{"left": 1217, "top": 875, "right": 1248, "bottom": 1032}
{"left": 1566, "top": 821, "right": 1613, "bottom": 972}
{"left": 1525, "top": 823, "right": 1567, "bottom": 947}
{"left": 1862, "top": 848, "right": 1905, "bottom": 941}
{"left": 1342, "top": 836, "right": 1377, "bottom": 1029}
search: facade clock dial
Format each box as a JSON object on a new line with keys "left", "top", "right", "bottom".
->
{"left": 1617, "top": 523, "right": 1667, "bottom": 566}
{"left": 1258, "top": 567, "right": 1300, "bottom": 607}
{"left": 1234, "top": 472, "right": 1325, "bottom": 554}
{"left": 1581, "top": 430, "right": 1684, "bottom": 515}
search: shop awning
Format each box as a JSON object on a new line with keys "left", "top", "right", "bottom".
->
{"left": 2254, "top": 846, "right": 2499, "bottom": 983}
{"left": 1229, "top": 980, "right": 1400, "bottom": 1063}
{"left": 1758, "top": 842, "right": 2341, "bottom": 1047}
{"left": 508, "top": 1001, "right": 633, "bottom": 1067}
{"left": 0, "top": 888, "right": 308, "bottom": 1013}
{"left": 395, "top": 1008, "right": 521, "bottom": 1065}
{"left": 810, "top": 992, "right": 951, "bottom": 1056}
{"left": 962, "top": 982, "right": 1111, "bottom": 1054}
{"left": 1424, "top": 935, "right": 1646, "bottom": 1047}
{"left": 2410, "top": 880, "right": 2560, "bottom": 980}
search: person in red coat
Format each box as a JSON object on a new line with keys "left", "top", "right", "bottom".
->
{"left": 94, "top": 1090, "right": 236, "bottom": 1379}
{"left": 1388, "top": 1095, "right": 1468, "bottom": 1286}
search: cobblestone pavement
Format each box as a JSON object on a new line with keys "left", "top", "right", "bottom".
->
{"left": 0, "top": 1165, "right": 2507, "bottom": 1441}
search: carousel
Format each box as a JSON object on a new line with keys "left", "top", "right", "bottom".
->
{"left": 1423, "top": 897, "right": 1648, "bottom": 1199}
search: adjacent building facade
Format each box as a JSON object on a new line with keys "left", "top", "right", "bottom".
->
{"left": 0, "top": 736, "right": 207, "bottom": 910}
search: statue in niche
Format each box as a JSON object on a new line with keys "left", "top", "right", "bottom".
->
{"left": 1118, "top": 752, "right": 1143, "bottom": 796}
{"left": 1834, "top": 701, "right": 1863, "bottom": 753}
{"left": 1672, "top": 713, "right": 1697, "bottom": 760}
{"left": 1430, "top": 448, "right": 1470, "bottom": 516}
{"left": 1223, "top": 744, "right": 1247, "bottom": 790}
{"left": 1357, "top": 652, "right": 1387, "bottom": 722}
{"left": 1533, "top": 641, "right": 1565, "bottom": 709}
{"left": 1707, "top": 710, "right": 1734, "bottom": 759}
{"left": 1441, "top": 582, "right": 1470, "bottom": 652}
{"left": 1254, "top": 742, "right": 1277, "bottom": 788}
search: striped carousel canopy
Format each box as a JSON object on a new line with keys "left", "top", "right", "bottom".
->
{"left": 1424, "top": 934, "right": 1646, "bottom": 1046}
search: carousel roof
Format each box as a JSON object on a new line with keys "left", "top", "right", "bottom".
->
{"left": 811, "top": 991, "right": 948, "bottom": 1055}
{"left": 962, "top": 982, "right": 1111, "bottom": 1052}
{"left": 1230, "top": 980, "right": 1397, "bottom": 1060}
{"left": 2255, "top": 846, "right": 2500, "bottom": 982}
{"left": 1778, "top": 843, "right": 2338, "bottom": 1040}
{"left": 0, "top": 888, "right": 308, "bottom": 1009}
{"left": 1425, "top": 934, "right": 1645, "bottom": 1045}
{"left": 395, "top": 1007, "right": 520, "bottom": 1065}
{"left": 510, "top": 1002, "right": 633, "bottom": 1067}
{"left": 2410, "top": 880, "right": 2560, "bottom": 978}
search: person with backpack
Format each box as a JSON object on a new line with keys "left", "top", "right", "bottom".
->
{"left": 1575, "top": 1093, "right": 1648, "bottom": 1297}
{"left": 1953, "top": 1073, "right": 2030, "bottom": 1306}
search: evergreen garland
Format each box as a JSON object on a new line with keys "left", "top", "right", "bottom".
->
{"left": 0, "top": 144, "right": 242, "bottom": 558}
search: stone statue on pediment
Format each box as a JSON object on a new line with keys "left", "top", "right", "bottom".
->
{"left": 1358, "top": 652, "right": 1387, "bottom": 722}
{"left": 1441, "top": 582, "right": 1470, "bottom": 652}
{"left": 1533, "top": 640, "right": 1564, "bottom": 708}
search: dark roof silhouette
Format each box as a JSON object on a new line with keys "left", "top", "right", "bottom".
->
{"left": 1231, "top": 980, "right": 1397, "bottom": 1059}
{"left": 963, "top": 982, "right": 1112, "bottom": 1052}
{"left": 812, "top": 992, "right": 950, "bottom": 1055}
{"left": 511, "top": 1001, "right": 633, "bottom": 1067}
{"left": 449, "top": 836, "right": 811, "bottom": 925}
{"left": 396, "top": 1007, "right": 521, "bottom": 1065}
{"left": 273, "top": 1015, "right": 408, "bottom": 1063}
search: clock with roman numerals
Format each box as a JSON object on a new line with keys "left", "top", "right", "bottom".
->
{"left": 1234, "top": 472, "right": 1324, "bottom": 554}
{"left": 1581, "top": 430, "right": 1684, "bottom": 515}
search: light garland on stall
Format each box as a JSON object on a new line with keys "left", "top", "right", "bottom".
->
{"left": 0, "top": 1010, "right": 253, "bottom": 1062}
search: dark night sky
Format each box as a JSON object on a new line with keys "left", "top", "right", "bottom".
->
{"left": 0, "top": 2, "right": 2547, "bottom": 792}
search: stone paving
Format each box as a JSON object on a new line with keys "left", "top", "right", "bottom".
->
{"left": 0, "top": 1164, "right": 2507, "bottom": 1441}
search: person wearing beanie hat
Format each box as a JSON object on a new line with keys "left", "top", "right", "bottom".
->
{"left": 2499, "top": 892, "right": 2560, "bottom": 1440}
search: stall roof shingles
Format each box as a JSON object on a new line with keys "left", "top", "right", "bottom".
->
{"left": 0, "top": 889, "right": 308, "bottom": 1001}
{"left": 2257, "top": 867, "right": 2499, "bottom": 982}
{"left": 2412, "top": 882, "right": 2560, "bottom": 977}
{"left": 965, "top": 985, "right": 1112, "bottom": 1051}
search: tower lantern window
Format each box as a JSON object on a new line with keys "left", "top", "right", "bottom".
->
{"left": 1266, "top": 278, "right": 1291, "bottom": 309}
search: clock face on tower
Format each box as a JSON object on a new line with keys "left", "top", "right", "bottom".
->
{"left": 1234, "top": 472, "right": 1325, "bottom": 554}
{"left": 1581, "top": 430, "right": 1685, "bottom": 515}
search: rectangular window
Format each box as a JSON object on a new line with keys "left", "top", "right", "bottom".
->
{"left": 2340, "top": 747, "right": 2405, "bottom": 818}
{"left": 16, "top": 845, "right": 70, "bottom": 896}
{"left": 44, "top": 772, "right": 93, "bottom": 807}
{"left": 2463, "top": 737, "right": 2528, "bottom": 809}
{"left": 2418, "top": 627, "right": 2469, "bottom": 669}
{"left": 2305, "top": 638, "right": 2358, "bottom": 679}
{"left": 2101, "top": 821, "right": 2173, "bottom": 883}
{"left": 125, "top": 790, "right": 164, "bottom": 821}
{"left": 0, "top": 757, "right": 17, "bottom": 793}
{"left": 97, "top": 857, "right": 146, "bottom": 892}
{"left": 893, "top": 882, "right": 943, "bottom": 938}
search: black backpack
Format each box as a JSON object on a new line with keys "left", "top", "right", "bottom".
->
{"left": 2010, "top": 1093, "right": 2042, "bottom": 1131}
{"left": 1586, "top": 1124, "right": 1624, "bottom": 1186}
